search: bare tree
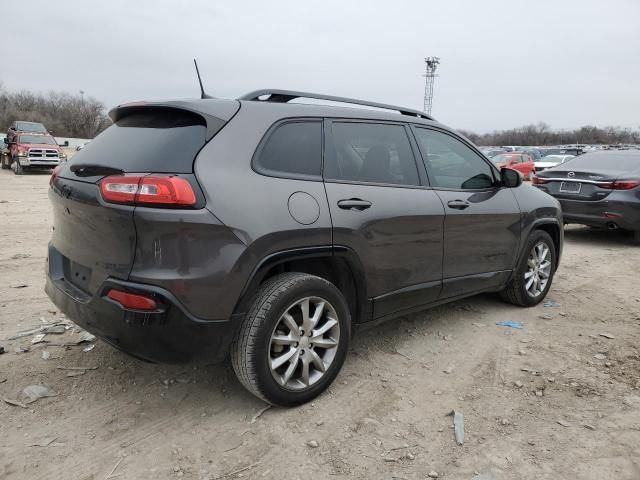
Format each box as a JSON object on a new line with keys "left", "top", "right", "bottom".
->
{"left": 461, "top": 123, "right": 640, "bottom": 146}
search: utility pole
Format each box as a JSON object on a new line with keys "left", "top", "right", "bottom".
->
{"left": 422, "top": 57, "right": 440, "bottom": 115}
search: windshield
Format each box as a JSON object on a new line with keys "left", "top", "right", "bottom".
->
{"left": 16, "top": 122, "right": 47, "bottom": 133}
{"left": 18, "top": 135, "right": 57, "bottom": 145}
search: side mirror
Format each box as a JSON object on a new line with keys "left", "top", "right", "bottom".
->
{"left": 501, "top": 167, "right": 522, "bottom": 188}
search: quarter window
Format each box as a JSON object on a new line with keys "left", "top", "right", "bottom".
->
{"left": 254, "top": 121, "right": 322, "bottom": 178}
{"left": 413, "top": 128, "right": 496, "bottom": 189}
{"left": 325, "top": 122, "right": 420, "bottom": 186}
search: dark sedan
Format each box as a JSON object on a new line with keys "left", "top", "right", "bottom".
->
{"left": 532, "top": 151, "right": 640, "bottom": 243}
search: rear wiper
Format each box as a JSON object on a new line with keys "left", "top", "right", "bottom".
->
{"left": 70, "top": 163, "right": 125, "bottom": 177}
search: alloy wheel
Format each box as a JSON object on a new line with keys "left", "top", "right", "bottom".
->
{"left": 524, "top": 241, "right": 552, "bottom": 297}
{"left": 268, "top": 296, "right": 340, "bottom": 390}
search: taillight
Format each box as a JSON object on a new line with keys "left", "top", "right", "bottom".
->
{"left": 532, "top": 175, "right": 549, "bottom": 185}
{"left": 49, "top": 165, "right": 61, "bottom": 186}
{"left": 100, "top": 175, "right": 196, "bottom": 207}
{"left": 597, "top": 179, "right": 640, "bottom": 190}
{"left": 107, "top": 288, "right": 158, "bottom": 311}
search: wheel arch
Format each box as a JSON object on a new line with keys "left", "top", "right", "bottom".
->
{"left": 531, "top": 220, "right": 562, "bottom": 269}
{"left": 233, "top": 246, "right": 370, "bottom": 324}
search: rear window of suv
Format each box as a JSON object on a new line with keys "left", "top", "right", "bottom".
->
{"left": 70, "top": 108, "right": 208, "bottom": 173}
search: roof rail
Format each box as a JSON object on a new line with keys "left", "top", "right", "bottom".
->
{"left": 238, "top": 89, "right": 433, "bottom": 120}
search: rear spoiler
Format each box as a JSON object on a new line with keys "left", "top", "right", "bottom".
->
{"left": 109, "top": 99, "right": 240, "bottom": 140}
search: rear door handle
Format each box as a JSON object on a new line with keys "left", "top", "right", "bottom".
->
{"left": 337, "top": 198, "right": 372, "bottom": 211}
{"left": 447, "top": 200, "right": 470, "bottom": 210}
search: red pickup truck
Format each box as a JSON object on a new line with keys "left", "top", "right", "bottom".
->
{"left": 2, "top": 133, "right": 67, "bottom": 175}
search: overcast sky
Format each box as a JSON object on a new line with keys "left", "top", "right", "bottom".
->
{"left": 3, "top": 0, "right": 639, "bottom": 132}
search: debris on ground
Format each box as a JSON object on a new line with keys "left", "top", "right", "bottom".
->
{"left": 82, "top": 344, "right": 95, "bottom": 352}
{"left": 594, "top": 354, "right": 606, "bottom": 360}
{"left": 29, "top": 436, "right": 65, "bottom": 447}
{"left": 443, "top": 365, "right": 454, "bottom": 374}
{"left": 496, "top": 320, "right": 523, "bottom": 330}
{"left": 56, "top": 366, "right": 98, "bottom": 371}
{"left": 428, "top": 471, "right": 439, "bottom": 478}
{"left": 14, "top": 345, "right": 29, "bottom": 354}
{"left": 306, "top": 440, "right": 319, "bottom": 448}
{"left": 3, "top": 397, "right": 28, "bottom": 408}
{"left": 599, "top": 333, "right": 615, "bottom": 339}
{"left": 250, "top": 405, "right": 272, "bottom": 424}
{"left": 539, "top": 314, "right": 554, "bottom": 320}
{"left": 42, "top": 325, "right": 66, "bottom": 335}
{"left": 41, "top": 351, "right": 51, "bottom": 360}
{"left": 0, "top": 345, "right": 5, "bottom": 354}
{"left": 557, "top": 420, "right": 571, "bottom": 427}
{"left": 448, "top": 410, "right": 465, "bottom": 445}
{"left": 31, "top": 334, "right": 46, "bottom": 344}
{"left": 544, "top": 300, "right": 561, "bottom": 307}
{"left": 21, "top": 385, "right": 58, "bottom": 404}
{"left": 66, "top": 370, "right": 86, "bottom": 377}
{"left": 9, "top": 281, "right": 28, "bottom": 288}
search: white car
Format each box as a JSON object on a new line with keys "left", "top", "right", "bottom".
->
{"left": 534, "top": 154, "right": 574, "bottom": 172}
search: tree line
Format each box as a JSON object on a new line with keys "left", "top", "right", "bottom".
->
{"left": 0, "top": 83, "right": 111, "bottom": 139}
{"left": 458, "top": 123, "right": 640, "bottom": 147}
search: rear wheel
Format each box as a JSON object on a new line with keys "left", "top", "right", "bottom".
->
{"left": 500, "top": 230, "right": 556, "bottom": 307}
{"left": 231, "top": 272, "right": 351, "bottom": 406}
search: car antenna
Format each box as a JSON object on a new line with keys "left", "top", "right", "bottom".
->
{"left": 193, "top": 58, "right": 213, "bottom": 99}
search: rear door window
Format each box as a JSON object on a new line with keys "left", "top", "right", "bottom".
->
{"left": 253, "top": 120, "right": 322, "bottom": 179}
{"left": 413, "top": 127, "right": 496, "bottom": 189}
{"left": 325, "top": 122, "right": 420, "bottom": 186}
{"left": 70, "top": 108, "right": 208, "bottom": 173}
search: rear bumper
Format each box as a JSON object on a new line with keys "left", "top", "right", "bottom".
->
{"left": 45, "top": 245, "right": 240, "bottom": 363}
{"left": 557, "top": 197, "right": 640, "bottom": 231}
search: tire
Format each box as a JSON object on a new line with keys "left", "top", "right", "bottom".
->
{"left": 500, "top": 230, "right": 556, "bottom": 307}
{"left": 231, "top": 272, "right": 351, "bottom": 406}
{"left": 14, "top": 159, "right": 24, "bottom": 175}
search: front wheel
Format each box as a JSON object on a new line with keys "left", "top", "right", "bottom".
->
{"left": 500, "top": 230, "right": 556, "bottom": 307}
{"left": 231, "top": 272, "right": 351, "bottom": 406}
{"left": 14, "top": 159, "right": 24, "bottom": 175}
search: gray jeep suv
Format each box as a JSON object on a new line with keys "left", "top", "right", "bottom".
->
{"left": 45, "top": 90, "right": 563, "bottom": 406}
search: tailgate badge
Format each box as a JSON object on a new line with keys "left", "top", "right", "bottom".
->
{"left": 567, "top": 172, "right": 575, "bottom": 178}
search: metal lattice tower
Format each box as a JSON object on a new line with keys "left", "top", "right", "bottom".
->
{"left": 422, "top": 57, "right": 440, "bottom": 115}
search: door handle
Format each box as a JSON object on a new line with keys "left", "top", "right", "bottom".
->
{"left": 447, "top": 199, "right": 470, "bottom": 210}
{"left": 337, "top": 198, "right": 372, "bottom": 211}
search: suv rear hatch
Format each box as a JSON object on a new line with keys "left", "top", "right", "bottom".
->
{"left": 48, "top": 100, "right": 239, "bottom": 299}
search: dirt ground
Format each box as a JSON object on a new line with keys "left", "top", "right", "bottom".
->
{"left": 1, "top": 167, "right": 639, "bottom": 480}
